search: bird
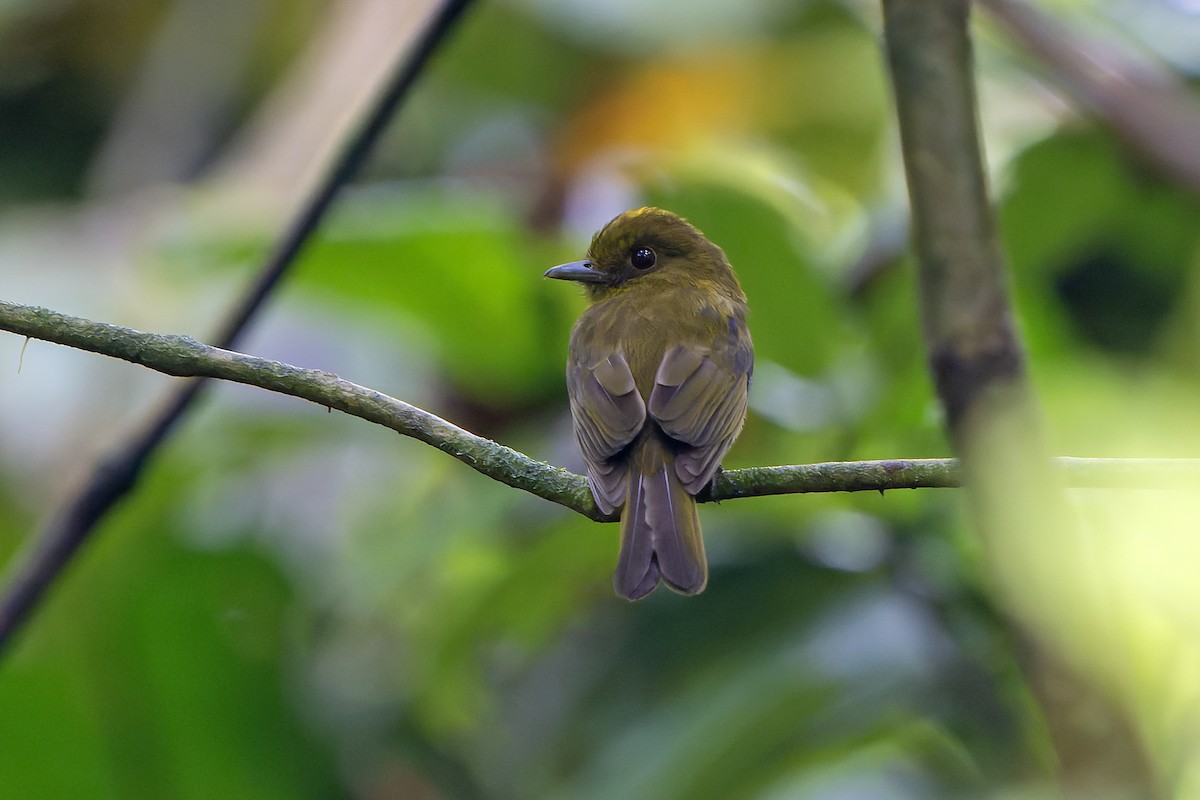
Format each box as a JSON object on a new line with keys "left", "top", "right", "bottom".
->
{"left": 545, "top": 207, "right": 753, "bottom": 599}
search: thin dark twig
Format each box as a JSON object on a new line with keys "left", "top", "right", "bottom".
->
{"left": 0, "top": 0, "right": 476, "bottom": 656}
{"left": 212, "top": 0, "right": 473, "bottom": 348}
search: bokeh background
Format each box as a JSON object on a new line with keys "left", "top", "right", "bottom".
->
{"left": 3, "top": 0, "right": 1200, "bottom": 797}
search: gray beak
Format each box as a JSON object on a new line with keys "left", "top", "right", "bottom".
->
{"left": 544, "top": 260, "right": 606, "bottom": 284}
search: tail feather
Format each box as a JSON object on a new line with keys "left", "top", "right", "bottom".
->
{"left": 614, "top": 435, "right": 707, "bottom": 600}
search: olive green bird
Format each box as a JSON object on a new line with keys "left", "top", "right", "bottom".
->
{"left": 545, "top": 208, "right": 753, "bottom": 600}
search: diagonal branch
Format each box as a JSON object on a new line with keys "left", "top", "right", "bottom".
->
{"left": 4, "top": 300, "right": 1199, "bottom": 512}
{"left": 0, "top": 0, "right": 475, "bottom": 657}
{"left": 980, "top": 0, "right": 1200, "bottom": 197}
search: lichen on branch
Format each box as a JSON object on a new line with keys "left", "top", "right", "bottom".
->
{"left": 2, "top": 300, "right": 1196, "bottom": 519}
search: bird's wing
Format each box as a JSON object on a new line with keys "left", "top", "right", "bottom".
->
{"left": 567, "top": 351, "right": 646, "bottom": 514}
{"left": 648, "top": 336, "right": 752, "bottom": 494}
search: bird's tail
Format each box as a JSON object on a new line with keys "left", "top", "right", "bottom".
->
{"left": 615, "top": 434, "right": 707, "bottom": 600}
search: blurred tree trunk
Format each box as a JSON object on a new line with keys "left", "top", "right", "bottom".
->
{"left": 881, "top": 1, "right": 1155, "bottom": 796}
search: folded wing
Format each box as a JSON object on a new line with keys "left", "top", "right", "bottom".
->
{"left": 566, "top": 351, "right": 646, "bottom": 514}
{"left": 648, "top": 336, "right": 752, "bottom": 494}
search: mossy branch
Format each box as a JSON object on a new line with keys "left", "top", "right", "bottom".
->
{"left": 4, "top": 300, "right": 1196, "bottom": 521}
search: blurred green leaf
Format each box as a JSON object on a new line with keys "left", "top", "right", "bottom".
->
{"left": 292, "top": 189, "right": 569, "bottom": 403}
{"left": 1002, "top": 130, "right": 1200, "bottom": 358}
{"left": 0, "top": 466, "right": 341, "bottom": 800}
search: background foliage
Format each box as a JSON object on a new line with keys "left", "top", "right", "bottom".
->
{"left": 3, "top": 0, "right": 1200, "bottom": 797}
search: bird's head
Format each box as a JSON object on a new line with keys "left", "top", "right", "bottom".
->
{"left": 545, "top": 207, "right": 741, "bottom": 301}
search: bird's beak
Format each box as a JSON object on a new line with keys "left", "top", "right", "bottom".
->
{"left": 544, "top": 260, "right": 606, "bottom": 284}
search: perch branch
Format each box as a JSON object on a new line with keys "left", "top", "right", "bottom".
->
{"left": 4, "top": 300, "right": 1198, "bottom": 513}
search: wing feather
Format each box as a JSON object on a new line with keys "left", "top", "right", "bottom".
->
{"left": 567, "top": 351, "right": 646, "bottom": 513}
{"left": 648, "top": 334, "right": 752, "bottom": 494}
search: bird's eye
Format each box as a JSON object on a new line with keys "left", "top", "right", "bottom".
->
{"left": 631, "top": 247, "right": 656, "bottom": 270}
